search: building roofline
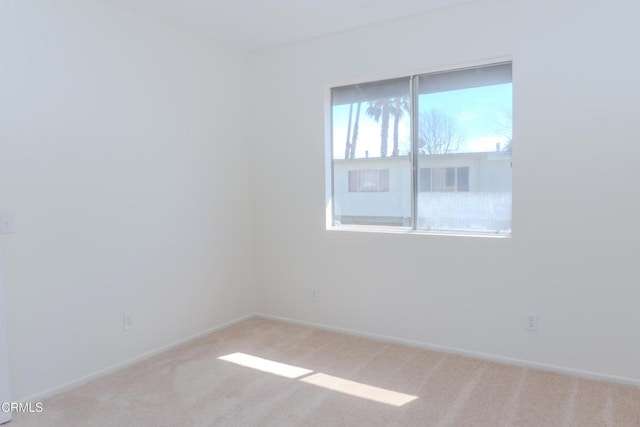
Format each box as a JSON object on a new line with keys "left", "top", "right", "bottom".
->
{"left": 333, "top": 151, "right": 510, "bottom": 162}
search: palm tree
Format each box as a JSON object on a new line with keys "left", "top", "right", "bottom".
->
{"left": 366, "top": 99, "right": 392, "bottom": 157}
{"left": 389, "top": 97, "right": 409, "bottom": 156}
{"left": 349, "top": 102, "right": 362, "bottom": 159}
{"left": 344, "top": 103, "right": 354, "bottom": 159}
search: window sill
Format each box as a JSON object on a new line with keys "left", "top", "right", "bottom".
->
{"left": 327, "top": 225, "right": 511, "bottom": 239}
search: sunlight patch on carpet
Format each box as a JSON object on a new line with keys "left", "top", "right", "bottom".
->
{"left": 218, "top": 352, "right": 313, "bottom": 379}
{"left": 219, "top": 352, "right": 417, "bottom": 406}
{"left": 300, "top": 373, "right": 418, "bottom": 407}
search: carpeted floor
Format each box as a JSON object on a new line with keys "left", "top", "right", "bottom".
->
{"left": 9, "top": 317, "right": 640, "bottom": 426}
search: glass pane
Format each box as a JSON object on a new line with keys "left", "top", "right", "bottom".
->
{"left": 445, "top": 167, "right": 456, "bottom": 191}
{"left": 419, "top": 168, "right": 431, "bottom": 192}
{"left": 332, "top": 77, "right": 411, "bottom": 227}
{"left": 348, "top": 169, "right": 390, "bottom": 192}
{"left": 416, "top": 63, "right": 512, "bottom": 233}
{"left": 457, "top": 167, "right": 470, "bottom": 192}
{"left": 432, "top": 168, "right": 446, "bottom": 192}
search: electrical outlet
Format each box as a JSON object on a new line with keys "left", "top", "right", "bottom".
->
{"left": 312, "top": 289, "right": 318, "bottom": 303}
{"left": 123, "top": 315, "right": 133, "bottom": 331}
{"left": 526, "top": 313, "right": 538, "bottom": 332}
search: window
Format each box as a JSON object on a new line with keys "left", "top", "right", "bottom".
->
{"left": 420, "top": 167, "right": 469, "bottom": 192}
{"left": 330, "top": 61, "right": 512, "bottom": 234}
{"left": 348, "top": 169, "right": 390, "bottom": 192}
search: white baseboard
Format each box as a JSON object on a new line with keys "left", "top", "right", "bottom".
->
{"left": 20, "top": 311, "right": 640, "bottom": 402}
{"left": 255, "top": 312, "right": 640, "bottom": 388}
{"left": 19, "top": 313, "right": 254, "bottom": 402}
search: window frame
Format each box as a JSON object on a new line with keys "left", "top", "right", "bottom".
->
{"left": 325, "top": 57, "right": 513, "bottom": 238}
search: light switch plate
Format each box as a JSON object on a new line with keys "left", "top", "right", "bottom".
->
{"left": 0, "top": 212, "right": 16, "bottom": 235}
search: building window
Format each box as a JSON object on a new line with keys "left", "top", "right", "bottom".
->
{"left": 330, "top": 61, "right": 512, "bottom": 234}
{"left": 420, "top": 167, "right": 469, "bottom": 192}
{"left": 348, "top": 169, "right": 390, "bottom": 192}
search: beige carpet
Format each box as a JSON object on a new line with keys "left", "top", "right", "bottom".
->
{"left": 9, "top": 317, "right": 640, "bottom": 426}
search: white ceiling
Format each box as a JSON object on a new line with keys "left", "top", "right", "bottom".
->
{"left": 105, "top": 0, "right": 477, "bottom": 51}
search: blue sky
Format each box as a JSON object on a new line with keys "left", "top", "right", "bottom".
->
{"left": 333, "top": 83, "right": 512, "bottom": 158}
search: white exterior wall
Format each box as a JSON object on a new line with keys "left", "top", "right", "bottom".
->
{"left": 333, "top": 157, "right": 411, "bottom": 220}
{"left": 333, "top": 153, "right": 511, "bottom": 220}
{"left": 476, "top": 154, "right": 512, "bottom": 192}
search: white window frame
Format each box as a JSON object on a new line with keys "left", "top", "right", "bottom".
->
{"left": 325, "top": 58, "right": 513, "bottom": 238}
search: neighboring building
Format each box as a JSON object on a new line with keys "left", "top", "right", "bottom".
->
{"left": 333, "top": 151, "right": 512, "bottom": 231}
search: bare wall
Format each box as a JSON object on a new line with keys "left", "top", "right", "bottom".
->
{"left": 248, "top": 0, "right": 640, "bottom": 383}
{"left": 0, "top": 0, "right": 255, "bottom": 399}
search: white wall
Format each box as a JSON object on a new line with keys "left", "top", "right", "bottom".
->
{"left": 249, "top": 0, "right": 640, "bottom": 383}
{"left": 0, "top": 249, "right": 11, "bottom": 422}
{"left": 0, "top": 0, "right": 255, "bottom": 399}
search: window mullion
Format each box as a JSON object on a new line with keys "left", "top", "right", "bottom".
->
{"left": 410, "top": 76, "right": 419, "bottom": 230}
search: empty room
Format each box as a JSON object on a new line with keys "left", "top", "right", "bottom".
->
{"left": 1, "top": 0, "right": 639, "bottom": 425}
